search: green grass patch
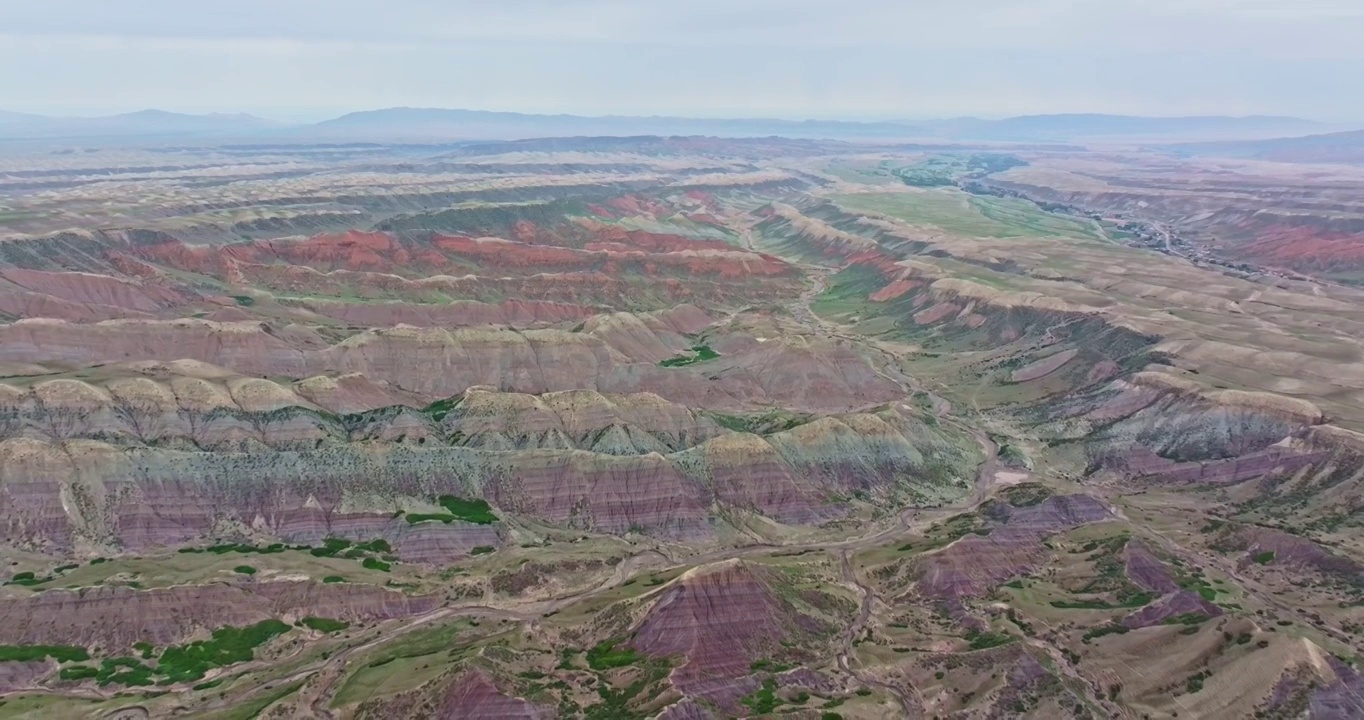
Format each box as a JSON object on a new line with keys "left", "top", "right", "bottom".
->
{"left": 231, "top": 295, "right": 255, "bottom": 307}
{"left": 586, "top": 640, "right": 639, "bottom": 670}
{"left": 232, "top": 565, "right": 257, "bottom": 575}
{"left": 1253, "top": 551, "right": 1276, "bottom": 565}
{"left": 1082, "top": 624, "right": 1131, "bottom": 643}
{"left": 405, "top": 496, "right": 499, "bottom": 525}
{"left": 438, "top": 496, "right": 497, "bottom": 524}
{"left": 355, "top": 538, "right": 392, "bottom": 553}
{"left": 965, "top": 629, "right": 1015, "bottom": 651}
{"left": 156, "top": 619, "right": 291, "bottom": 684}
{"left": 658, "top": 344, "right": 720, "bottom": 368}
{"left": 299, "top": 617, "right": 350, "bottom": 633}
{"left": 741, "top": 677, "right": 781, "bottom": 715}
{"left": 361, "top": 558, "right": 391, "bottom": 572}
{"left": 58, "top": 665, "right": 100, "bottom": 681}
{"left": 91, "top": 657, "right": 155, "bottom": 687}
{"left": 322, "top": 575, "right": 345, "bottom": 584}
{"left": 422, "top": 396, "right": 461, "bottom": 423}
{"left": 0, "top": 645, "right": 89, "bottom": 663}
{"left": 180, "top": 542, "right": 288, "bottom": 556}
{"left": 307, "top": 537, "right": 352, "bottom": 557}
{"left": 5, "top": 571, "right": 51, "bottom": 587}
{"left": 469, "top": 545, "right": 495, "bottom": 556}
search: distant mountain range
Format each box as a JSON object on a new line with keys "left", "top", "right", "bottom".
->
{"left": 1166, "top": 128, "right": 1364, "bottom": 165}
{"left": 0, "top": 107, "right": 1349, "bottom": 145}
{"left": 0, "top": 109, "right": 279, "bottom": 139}
{"left": 304, "top": 108, "right": 1331, "bottom": 143}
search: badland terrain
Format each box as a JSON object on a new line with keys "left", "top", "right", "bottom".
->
{"left": 0, "top": 121, "right": 1362, "bottom": 719}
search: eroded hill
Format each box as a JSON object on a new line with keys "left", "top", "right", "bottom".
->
{"left": 0, "top": 138, "right": 1360, "bottom": 719}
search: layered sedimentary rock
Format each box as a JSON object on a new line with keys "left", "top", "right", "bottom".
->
{"left": 1121, "top": 591, "right": 1222, "bottom": 628}
{"left": 0, "top": 581, "right": 437, "bottom": 650}
{"left": 632, "top": 560, "right": 831, "bottom": 710}
{"left": 681, "top": 433, "right": 835, "bottom": 524}
{"left": 0, "top": 389, "right": 975, "bottom": 554}
{"left": 1123, "top": 539, "right": 1181, "bottom": 594}
{"left": 0, "top": 311, "right": 901, "bottom": 414}
{"left": 915, "top": 495, "right": 1113, "bottom": 599}
{"left": 451, "top": 388, "right": 720, "bottom": 454}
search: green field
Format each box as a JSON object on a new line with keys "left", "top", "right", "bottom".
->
{"left": 832, "top": 190, "right": 1101, "bottom": 240}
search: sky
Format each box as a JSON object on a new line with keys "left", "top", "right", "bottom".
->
{"left": 1, "top": 0, "right": 1362, "bottom": 122}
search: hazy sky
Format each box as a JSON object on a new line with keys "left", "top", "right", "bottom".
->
{"left": 2, "top": 0, "right": 1362, "bottom": 121}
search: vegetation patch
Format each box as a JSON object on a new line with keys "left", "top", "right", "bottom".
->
{"left": 180, "top": 542, "right": 287, "bottom": 556}
{"left": 586, "top": 640, "right": 639, "bottom": 670}
{"left": 406, "top": 495, "right": 499, "bottom": 525}
{"left": 1253, "top": 551, "right": 1276, "bottom": 565}
{"left": 582, "top": 657, "right": 672, "bottom": 719}
{"left": 299, "top": 617, "right": 350, "bottom": 633}
{"left": 1050, "top": 592, "right": 1154, "bottom": 610}
{"left": 999, "top": 483, "right": 1051, "bottom": 507}
{"left": 741, "top": 677, "right": 782, "bottom": 715}
{"left": 1172, "top": 566, "right": 1221, "bottom": 602}
{"left": 965, "top": 629, "right": 1015, "bottom": 651}
{"left": 1185, "top": 670, "right": 1210, "bottom": 694}
{"left": 709, "top": 409, "right": 811, "bottom": 435}
{"left": 156, "top": 619, "right": 292, "bottom": 683}
{"left": 1081, "top": 623, "right": 1130, "bottom": 643}
{"left": 891, "top": 153, "right": 1027, "bottom": 187}
{"left": 88, "top": 658, "right": 155, "bottom": 687}
{"left": 1162, "top": 613, "right": 1211, "bottom": 626}
{"left": 658, "top": 344, "right": 720, "bottom": 368}
{"left": 0, "top": 645, "right": 89, "bottom": 663}
{"left": 422, "top": 396, "right": 461, "bottom": 423}
{"left": 361, "top": 557, "right": 392, "bottom": 572}
{"left": 4, "top": 571, "right": 51, "bottom": 587}
{"left": 232, "top": 565, "right": 257, "bottom": 575}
